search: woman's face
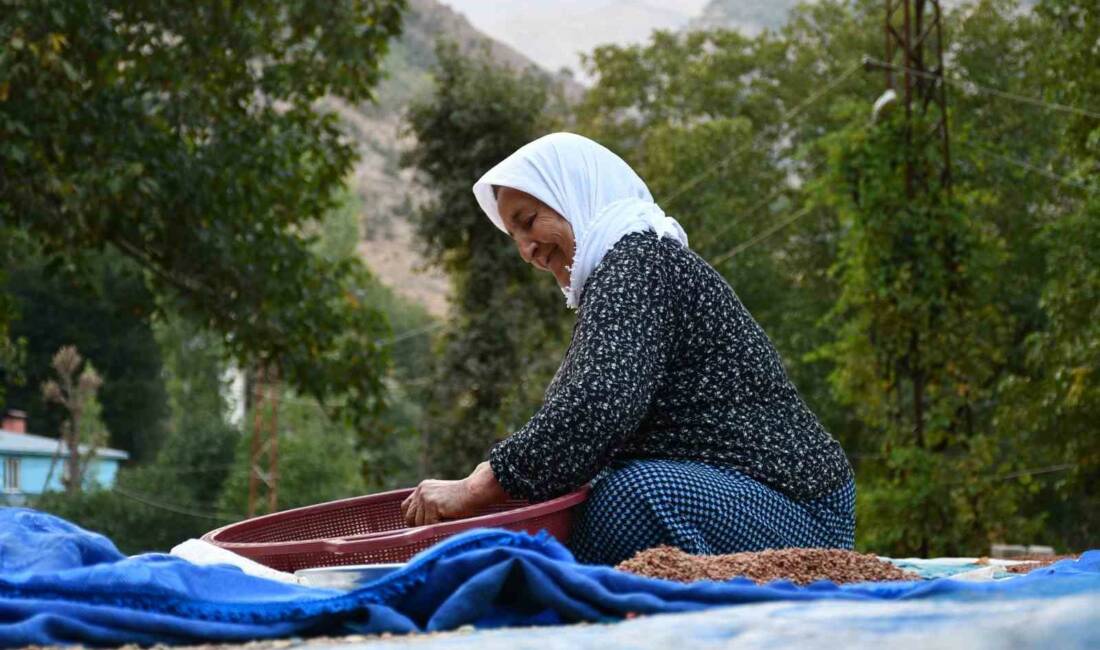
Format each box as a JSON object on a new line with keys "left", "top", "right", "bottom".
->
{"left": 496, "top": 187, "right": 575, "bottom": 288}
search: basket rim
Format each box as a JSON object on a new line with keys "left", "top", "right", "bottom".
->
{"left": 201, "top": 485, "right": 589, "bottom": 557}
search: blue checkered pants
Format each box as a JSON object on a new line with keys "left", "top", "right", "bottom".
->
{"left": 569, "top": 459, "right": 856, "bottom": 565}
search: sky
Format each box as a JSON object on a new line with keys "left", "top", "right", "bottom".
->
{"left": 438, "top": 0, "right": 713, "bottom": 80}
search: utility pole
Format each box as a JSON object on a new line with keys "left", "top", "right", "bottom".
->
{"left": 865, "top": 0, "right": 953, "bottom": 456}
{"left": 878, "top": 0, "right": 952, "bottom": 195}
{"left": 247, "top": 364, "right": 279, "bottom": 517}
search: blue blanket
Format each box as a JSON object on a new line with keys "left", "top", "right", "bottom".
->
{"left": 2, "top": 508, "right": 1098, "bottom": 647}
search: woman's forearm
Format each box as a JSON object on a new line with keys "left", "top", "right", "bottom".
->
{"left": 464, "top": 461, "right": 510, "bottom": 505}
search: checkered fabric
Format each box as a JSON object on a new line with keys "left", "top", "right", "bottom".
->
{"left": 570, "top": 458, "right": 856, "bottom": 566}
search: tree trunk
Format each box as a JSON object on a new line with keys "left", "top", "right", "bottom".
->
{"left": 65, "top": 412, "right": 82, "bottom": 494}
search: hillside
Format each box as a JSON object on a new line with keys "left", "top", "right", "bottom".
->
{"left": 687, "top": 0, "right": 803, "bottom": 33}
{"left": 441, "top": 0, "right": 704, "bottom": 81}
{"left": 338, "top": 0, "right": 573, "bottom": 318}
{"left": 347, "top": 0, "right": 812, "bottom": 319}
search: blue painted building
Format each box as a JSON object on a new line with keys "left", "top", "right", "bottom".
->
{"left": 1, "top": 410, "right": 129, "bottom": 506}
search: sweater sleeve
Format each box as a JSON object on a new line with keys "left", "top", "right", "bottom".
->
{"left": 488, "top": 245, "right": 675, "bottom": 501}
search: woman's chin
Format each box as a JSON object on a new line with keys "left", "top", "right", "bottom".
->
{"left": 548, "top": 253, "right": 571, "bottom": 288}
{"left": 551, "top": 267, "right": 571, "bottom": 288}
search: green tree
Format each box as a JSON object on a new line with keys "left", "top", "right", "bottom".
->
{"left": 2, "top": 253, "right": 169, "bottom": 460}
{"left": 0, "top": 0, "right": 405, "bottom": 431}
{"left": 33, "top": 316, "right": 239, "bottom": 553}
{"left": 574, "top": 9, "right": 882, "bottom": 443}
{"left": 1, "top": 230, "right": 31, "bottom": 409}
{"left": 40, "top": 346, "right": 109, "bottom": 494}
{"left": 152, "top": 314, "right": 239, "bottom": 506}
{"left": 994, "top": 0, "right": 1100, "bottom": 551}
{"left": 573, "top": 0, "right": 1097, "bottom": 554}
{"left": 0, "top": 289, "right": 25, "bottom": 408}
{"left": 217, "top": 395, "right": 367, "bottom": 517}
{"left": 358, "top": 277, "right": 435, "bottom": 490}
{"left": 810, "top": 108, "right": 1033, "bottom": 556}
{"left": 402, "top": 43, "right": 569, "bottom": 477}
{"left": 315, "top": 188, "right": 434, "bottom": 490}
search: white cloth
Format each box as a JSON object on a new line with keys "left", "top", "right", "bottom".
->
{"left": 170, "top": 538, "right": 303, "bottom": 585}
{"left": 472, "top": 132, "right": 689, "bottom": 309}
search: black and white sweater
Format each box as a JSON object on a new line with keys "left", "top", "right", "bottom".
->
{"left": 488, "top": 231, "right": 852, "bottom": 503}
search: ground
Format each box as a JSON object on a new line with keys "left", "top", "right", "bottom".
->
{"left": 28, "top": 585, "right": 1100, "bottom": 650}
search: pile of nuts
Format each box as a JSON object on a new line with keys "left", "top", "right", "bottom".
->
{"left": 616, "top": 546, "right": 919, "bottom": 585}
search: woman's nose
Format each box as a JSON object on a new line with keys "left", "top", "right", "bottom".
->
{"left": 516, "top": 237, "right": 537, "bottom": 264}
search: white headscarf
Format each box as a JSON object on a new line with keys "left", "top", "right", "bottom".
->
{"left": 472, "top": 132, "right": 689, "bottom": 309}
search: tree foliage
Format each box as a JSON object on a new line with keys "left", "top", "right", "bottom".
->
{"left": 994, "top": 0, "right": 1100, "bottom": 550}
{"left": 216, "top": 396, "right": 368, "bottom": 518}
{"left": 402, "top": 43, "right": 569, "bottom": 477}
{"left": 12, "top": 0, "right": 1098, "bottom": 557}
{"left": 810, "top": 110, "right": 1031, "bottom": 555}
{"left": 33, "top": 314, "right": 239, "bottom": 553}
{"left": 0, "top": 0, "right": 405, "bottom": 429}
{"left": 577, "top": 0, "right": 1098, "bottom": 554}
{"left": 308, "top": 188, "right": 432, "bottom": 491}
{"left": 40, "top": 346, "right": 109, "bottom": 494}
{"left": 2, "top": 252, "right": 169, "bottom": 460}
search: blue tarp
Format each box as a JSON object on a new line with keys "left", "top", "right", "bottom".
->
{"left": 2, "top": 508, "right": 1098, "bottom": 648}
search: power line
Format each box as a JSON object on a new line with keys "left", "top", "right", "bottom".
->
{"left": 132, "top": 464, "right": 239, "bottom": 476}
{"left": 693, "top": 182, "right": 794, "bottom": 252}
{"left": 697, "top": 76, "right": 1094, "bottom": 267}
{"left": 961, "top": 141, "right": 1095, "bottom": 193}
{"left": 980, "top": 462, "right": 1078, "bottom": 483}
{"left": 668, "top": 54, "right": 1095, "bottom": 267}
{"left": 111, "top": 485, "right": 242, "bottom": 522}
{"left": 694, "top": 151, "right": 839, "bottom": 256}
{"left": 659, "top": 61, "right": 865, "bottom": 210}
{"left": 275, "top": 392, "right": 328, "bottom": 408}
{"left": 394, "top": 374, "right": 436, "bottom": 387}
{"left": 851, "top": 454, "right": 1078, "bottom": 483}
{"left": 657, "top": 62, "right": 862, "bottom": 261}
{"left": 377, "top": 321, "right": 445, "bottom": 347}
{"left": 862, "top": 56, "right": 1100, "bottom": 121}
{"left": 709, "top": 204, "right": 816, "bottom": 267}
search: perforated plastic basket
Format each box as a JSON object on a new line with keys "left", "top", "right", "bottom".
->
{"left": 202, "top": 486, "right": 589, "bottom": 572}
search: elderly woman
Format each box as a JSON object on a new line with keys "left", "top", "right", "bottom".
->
{"left": 401, "top": 132, "right": 854, "bottom": 565}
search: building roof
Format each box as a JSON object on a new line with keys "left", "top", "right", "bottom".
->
{"left": 0, "top": 428, "right": 129, "bottom": 460}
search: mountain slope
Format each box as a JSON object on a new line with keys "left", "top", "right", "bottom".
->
{"left": 687, "top": 0, "right": 803, "bottom": 34}
{"left": 337, "top": 0, "right": 573, "bottom": 318}
{"left": 470, "top": 1, "right": 698, "bottom": 78}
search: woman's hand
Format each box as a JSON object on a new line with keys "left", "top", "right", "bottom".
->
{"left": 400, "top": 462, "right": 509, "bottom": 527}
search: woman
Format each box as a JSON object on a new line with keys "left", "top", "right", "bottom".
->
{"left": 400, "top": 132, "right": 854, "bottom": 565}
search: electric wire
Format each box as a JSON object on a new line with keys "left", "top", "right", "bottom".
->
{"left": 110, "top": 485, "right": 242, "bottom": 522}
{"left": 696, "top": 53, "right": 1099, "bottom": 266}
{"left": 981, "top": 462, "right": 1078, "bottom": 483}
{"left": 659, "top": 61, "right": 865, "bottom": 210}
{"left": 129, "top": 464, "right": 240, "bottom": 476}
{"left": 377, "top": 321, "right": 445, "bottom": 347}
{"left": 862, "top": 56, "right": 1100, "bottom": 121}
{"left": 709, "top": 203, "right": 817, "bottom": 266}
{"left": 961, "top": 141, "right": 1095, "bottom": 193}
{"left": 692, "top": 182, "right": 793, "bottom": 253}
{"left": 848, "top": 454, "right": 1078, "bottom": 483}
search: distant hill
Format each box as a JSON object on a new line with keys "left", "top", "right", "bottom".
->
{"left": 687, "top": 0, "right": 803, "bottom": 34}
{"left": 445, "top": 0, "right": 702, "bottom": 81}
{"left": 335, "top": 0, "right": 576, "bottom": 318}
{"left": 347, "top": 0, "right": 818, "bottom": 318}
{"left": 684, "top": 0, "right": 1031, "bottom": 34}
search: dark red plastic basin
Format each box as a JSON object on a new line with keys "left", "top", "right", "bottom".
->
{"left": 202, "top": 486, "right": 589, "bottom": 572}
